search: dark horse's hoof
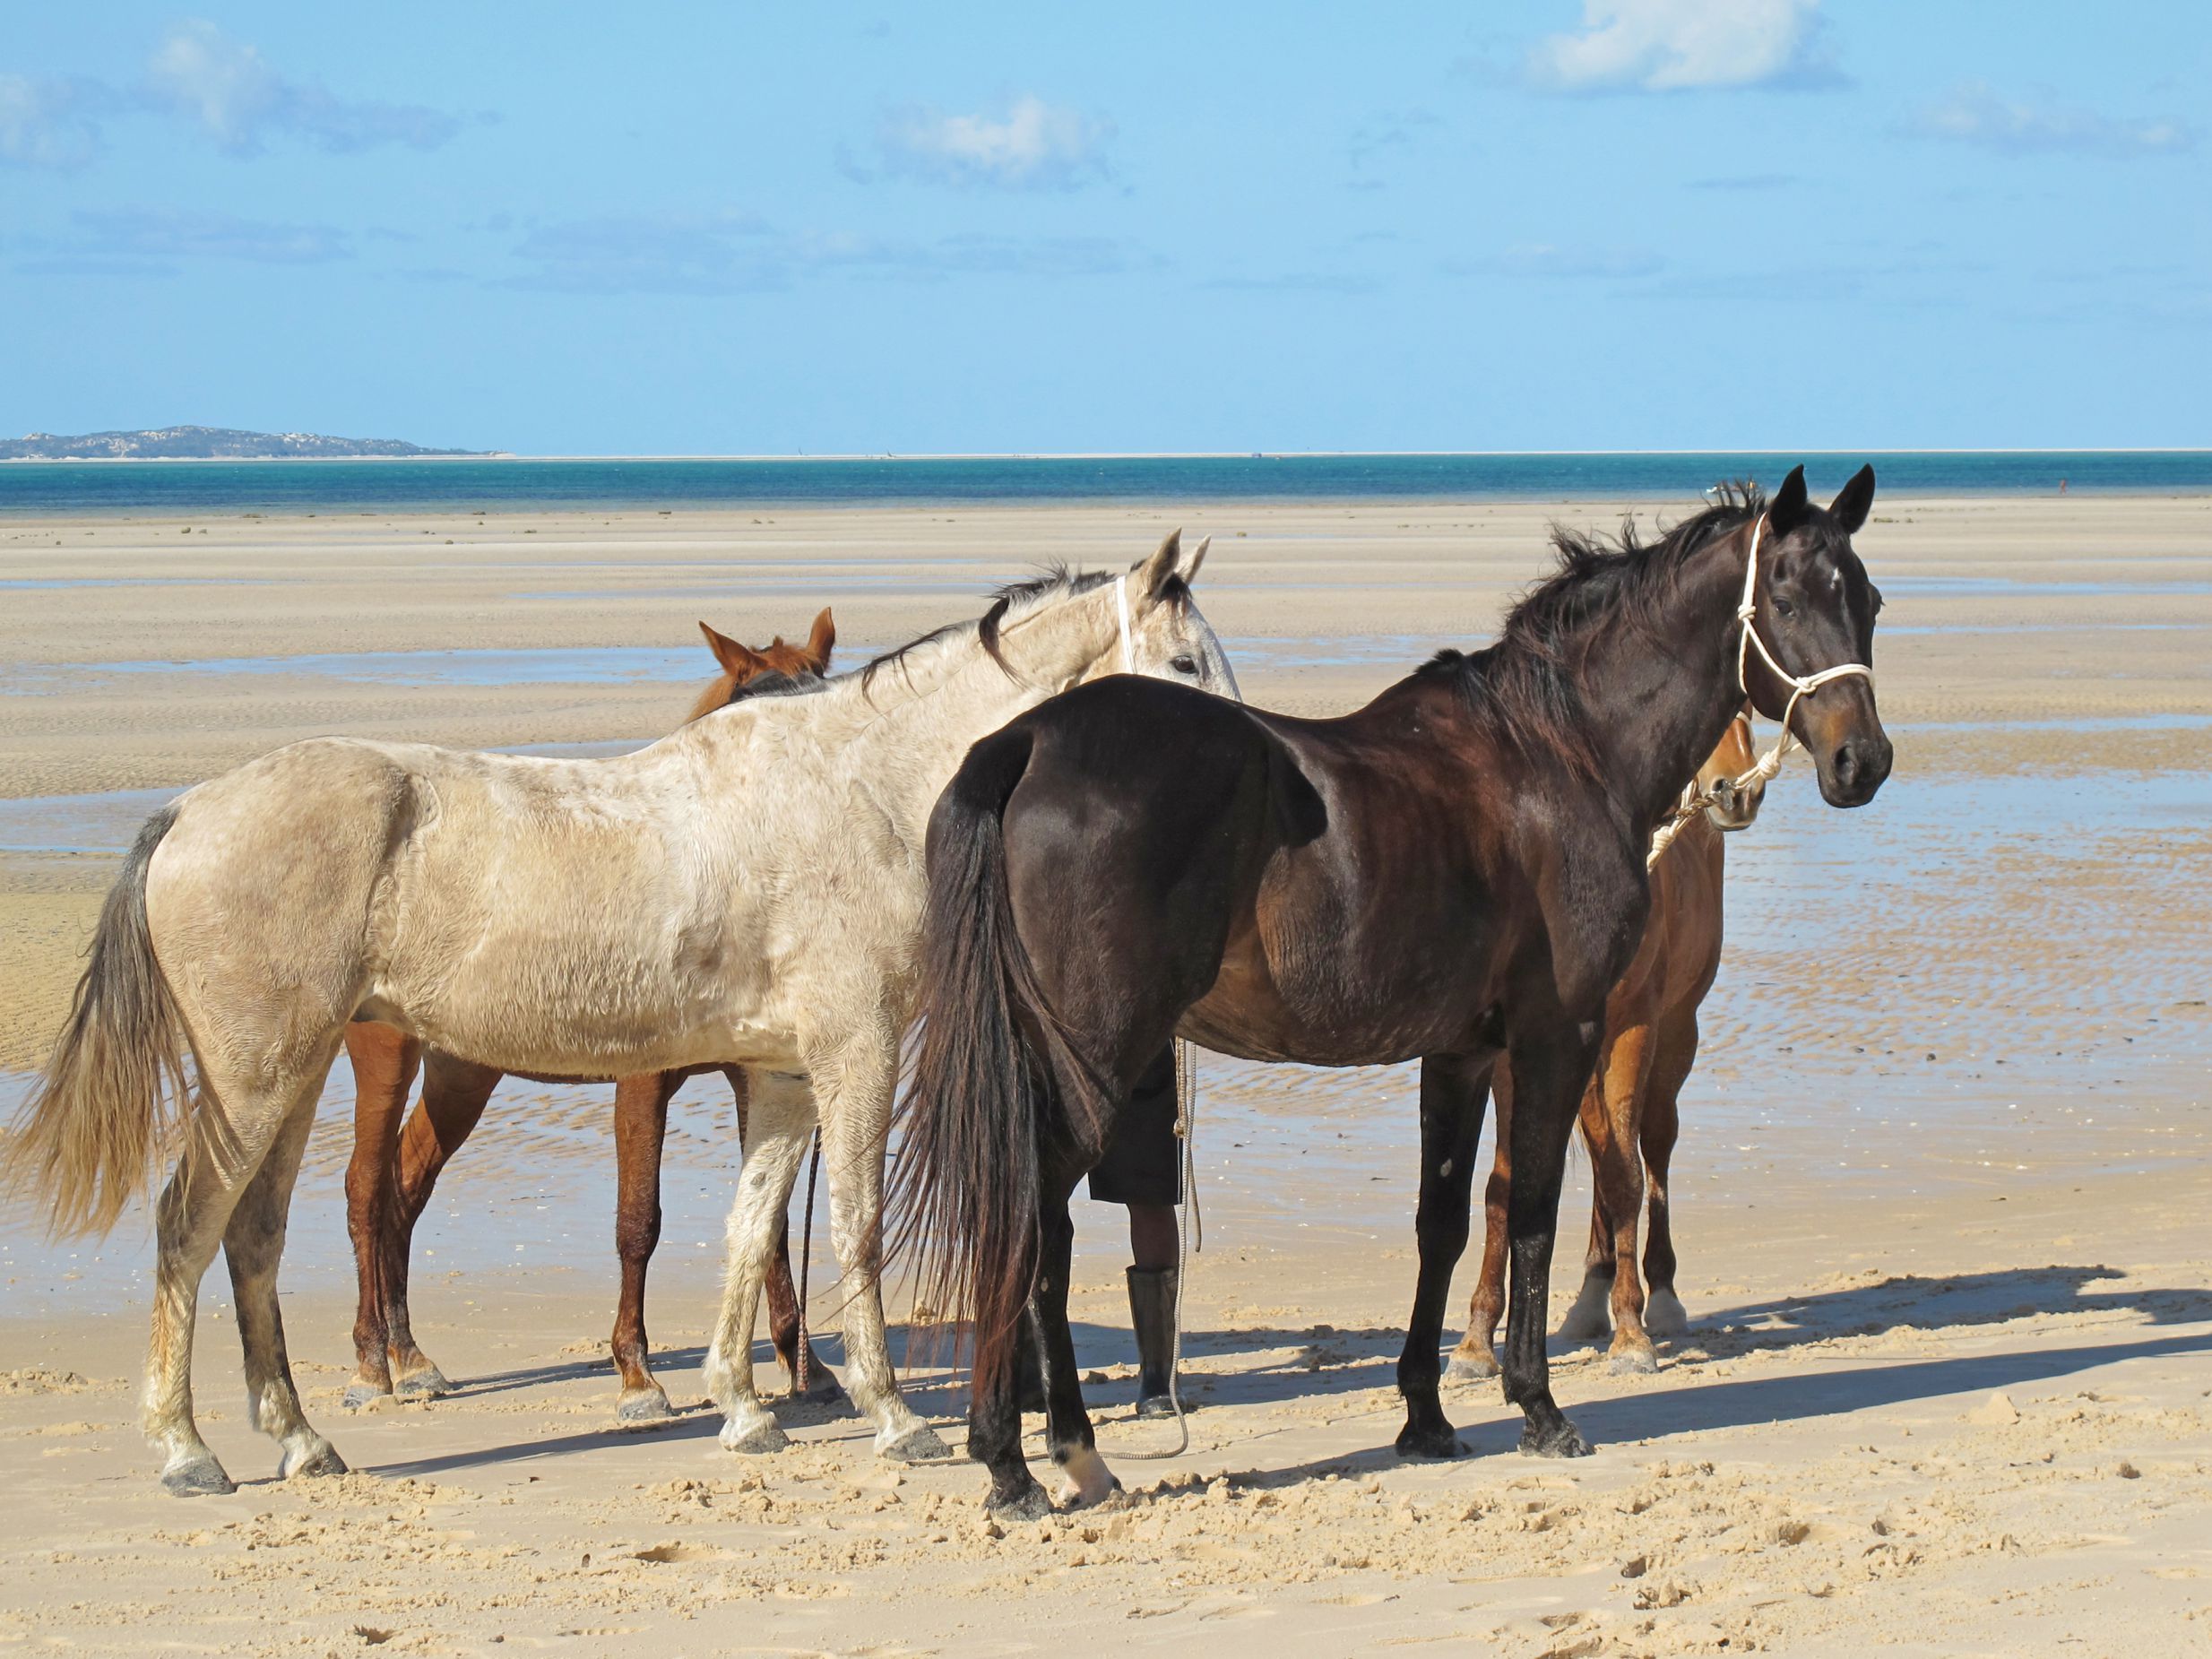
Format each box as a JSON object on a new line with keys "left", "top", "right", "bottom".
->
{"left": 984, "top": 1476, "right": 1054, "bottom": 1524}
{"left": 1395, "top": 1421, "right": 1466, "bottom": 1460}
{"left": 1518, "top": 1419, "right": 1594, "bottom": 1458}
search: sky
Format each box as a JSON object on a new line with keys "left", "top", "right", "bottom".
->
{"left": 2, "top": 2, "right": 2207, "bottom": 454}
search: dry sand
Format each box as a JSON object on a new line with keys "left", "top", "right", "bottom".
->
{"left": 2, "top": 496, "right": 2209, "bottom": 1655}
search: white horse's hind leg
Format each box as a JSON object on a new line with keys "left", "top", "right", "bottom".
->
{"left": 224, "top": 1074, "right": 346, "bottom": 1481}
{"left": 143, "top": 1125, "right": 247, "bottom": 1496}
{"left": 815, "top": 1035, "right": 948, "bottom": 1463}
{"left": 704, "top": 1067, "right": 813, "bottom": 1454}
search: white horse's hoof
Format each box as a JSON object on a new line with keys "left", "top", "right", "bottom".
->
{"left": 1644, "top": 1290, "right": 1689, "bottom": 1337}
{"left": 160, "top": 1454, "right": 237, "bottom": 1497}
{"left": 281, "top": 1439, "right": 348, "bottom": 1480}
{"left": 1444, "top": 1349, "right": 1499, "bottom": 1384}
{"left": 617, "top": 1387, "right": 677, "bottom": 1425}
{"left": 879, "top": 1423, "right": 951, "bottom": 1464}
{"left": 719, "top": 1414, "right": 788, "bottom": 1455}
{"left": 1557, "top": 1281, "right": 1614, "bottom": 1342}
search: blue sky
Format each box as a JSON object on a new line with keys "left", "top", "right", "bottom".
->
{"left": 3, "top": 3, "right": 2206, "bottom": 454}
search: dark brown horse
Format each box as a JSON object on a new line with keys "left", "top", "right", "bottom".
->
{"left": 1453, "top": 713, "right": 1764, "bottom": 1383}
{"left": 895, "top": 467, "right": 1891, "bottom": 1517}
{"left": 343, "top": 609, "right": 842, "bottom": 1421}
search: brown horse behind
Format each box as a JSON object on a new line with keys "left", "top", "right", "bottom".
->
{"left": 342, "top": 609, "right": 842, "bottom": 1421}
{"left": 1452, "top": 713, "right": 1765, "bottom": 1381}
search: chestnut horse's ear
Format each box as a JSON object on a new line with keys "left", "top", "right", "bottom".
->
{"left": 1768, "top": 465, "right": 1810, "bottom": 534}
{"left": 698, "top": 619, "right": 765, "bottom": 680}
{"left": 1829, "top": 463, "right": 1876, "bottom": 534}
{"left": 806, "top": 607, "right": 836, "bottom": 670}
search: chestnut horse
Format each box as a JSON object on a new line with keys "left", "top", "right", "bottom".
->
{"left": 1451, "top": 712, "right": 1765, "bottom": 1384}
{"left": 341, "top": 610, "right": 841, "bottom": 1419}
{"left": 896, "top": 468, "right": 1891, "bottom": 1517}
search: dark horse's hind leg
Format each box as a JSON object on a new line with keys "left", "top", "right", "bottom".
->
{"left": 1396, "top": 1051, "right": 1491, "bottom": 1457}
{"left": 1501, "top": 1019, "right": 1603, "bottom": 1457}
{"left": 1035, "top": 1170, "right": 1119, "bottom": 1508}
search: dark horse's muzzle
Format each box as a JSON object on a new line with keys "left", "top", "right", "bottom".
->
{"left": 1816, "top": 730, "right": 1893, "bottom": 808}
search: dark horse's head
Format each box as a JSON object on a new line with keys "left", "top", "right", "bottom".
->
{"left": 1748, "top": 464, "right": 1892, "bottom": 808}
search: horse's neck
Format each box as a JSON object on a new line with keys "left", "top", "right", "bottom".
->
{"left": 1578, "top": 529, "right": 1757, "bottom": 835}
{"left": 816, "top": 594, "right": 1117, "bottom": 845}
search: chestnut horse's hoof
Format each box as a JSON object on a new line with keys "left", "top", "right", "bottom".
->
{"left": 1607, "top": 1344, "right": 1660, "bottom": 1377}
{"left": 791, "top": 1368, "right": 848, "bottom": 1406}
{"left": 1395, "top": 1421, "right": 1466, "bottom": 1460}
{"left": 879, "top": 1423, "right": 952, "bottom": 1464}
{"left": 1444, "top": 1349, "right": 1499, "bottom": 1384}
{"left": 616, "top": 1387, "right": 678, "bottom": 1425}
{"left": 393, "top": 1366, "right": 454, "bottom": 1400}
{"left": 1518, "top": 1419, "right": 1593, "bottom": 1459}
{"left": 341, "top": 1382, "right": 391, "bottom": 1411}
{"left": 984, "top": 1475, "right": 1053, "bottom": 1524}
{"left": 1643, "top": 1289, "right": 1689, "bottom": 1337}
{"left": 160, "top": 1454, "right": 237, "bottom": 1498}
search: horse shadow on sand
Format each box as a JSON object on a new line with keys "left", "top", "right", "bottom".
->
{"left": 368, "top": 1262, "right": 2212, "bottom": 1482}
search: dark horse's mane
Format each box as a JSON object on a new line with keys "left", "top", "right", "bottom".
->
{"left": 1415, "top": 482, "right": 1766, "bottom": 779}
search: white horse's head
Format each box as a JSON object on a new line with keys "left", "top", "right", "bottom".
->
{"left": 1100, "top": 528, "right": 1241, "bottom": 702}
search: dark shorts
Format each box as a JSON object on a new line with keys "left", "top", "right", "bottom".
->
{"left": 1086, "top": 1046, "right": 1183, "bottom": 1208}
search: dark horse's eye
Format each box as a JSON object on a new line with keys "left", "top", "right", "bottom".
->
{"left": 1773, "top": 600, "right": 1795, "bottom": 619}
{"left": 1171, "top": 653, "right": 1198, "bottom": 674}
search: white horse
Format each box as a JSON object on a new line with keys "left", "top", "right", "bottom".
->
{"left": 4, "top": 532, "right": 1234, "bottom": 1495}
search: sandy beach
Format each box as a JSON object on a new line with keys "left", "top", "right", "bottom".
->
{"left": 3, "top": 495, "right": 2209, "bottom": 1655}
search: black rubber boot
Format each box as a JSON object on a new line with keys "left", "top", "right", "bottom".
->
{"left": 1127, "top": 1266, "right": 1179, "bottom": 1417}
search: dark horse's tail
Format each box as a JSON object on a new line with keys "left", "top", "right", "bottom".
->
{"left": 892, "top": 723, "right": 1106, "bottom": 1389}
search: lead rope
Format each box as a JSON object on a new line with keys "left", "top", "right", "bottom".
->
{"left": 1124, "top": 1038, "right": 1199, "bottom": 1460}
{"left": 1645, "top": 513, "right": 1875, "bottom": 869}
{"left": 792, "top": 1128, "right": 822, "bottom": 1398}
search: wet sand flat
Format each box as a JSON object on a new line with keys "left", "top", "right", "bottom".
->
{"left": 2, "top": 495, "right": 2209, "bottom": 1655}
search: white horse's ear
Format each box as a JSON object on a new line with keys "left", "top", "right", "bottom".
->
{"left": 1183, "top": 534, "right": 1211, "bottom": 582}
{"left": 1134, "top": 528, "right": 1183, "bottom": 601}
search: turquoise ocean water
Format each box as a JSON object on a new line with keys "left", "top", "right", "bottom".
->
{"left": 2, "top": 450, "right": 2207, "bottom": 514}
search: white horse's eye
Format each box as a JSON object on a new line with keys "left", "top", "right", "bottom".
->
{"left": 1171, "top": 653, "right": 1198, "bottom": 675}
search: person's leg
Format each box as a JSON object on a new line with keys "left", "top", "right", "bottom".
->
{"left": 1090, "top": 1047, "right": 1183, "bottom": 1415}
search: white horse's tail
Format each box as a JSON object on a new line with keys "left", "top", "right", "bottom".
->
{"left": 3, "top": 803, "right": 189, "bottom": 1235}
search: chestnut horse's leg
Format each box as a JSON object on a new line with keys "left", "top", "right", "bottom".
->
{"left": 342, "top": 1022, "right": 420, "bottom": 1407}
{"left": 610, "top": 1069, "right": 684, "bottom": 1421}
{"left": 383, "top": 1050, "right": 502, "bottom": 1396}
{"left": 1582, "top": 1026, "right": 1663, "bottom": 1372}
{"left": 1638, "top": 1013, "right": 1698, "bottom": 1339}
{"left": 1395, "top": 1050, "right": 1493, "bottom": 1457}
{"left": 1447, "top": 1060, "right": 1514, "bottom": 1382}
{"left": 1500, "top": 1018, "right": 1603, "bottom": 1458}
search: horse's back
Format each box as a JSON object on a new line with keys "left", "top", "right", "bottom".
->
{"left": 147, "top": 738, "right": 421, "bottom": 1054}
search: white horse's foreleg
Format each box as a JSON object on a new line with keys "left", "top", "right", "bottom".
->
{"left": 816, "top": 1036, "right": 948, "bottom": 1462}
{"left": 704, "top": 1067, "right": 813, "bottom": 1453}
{"left": 224, "top": 1072, "right": 346, "bottom": 1482}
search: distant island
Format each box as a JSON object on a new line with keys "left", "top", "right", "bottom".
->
{"left": 0, "top": 426, "right": 497, "bottom": 461}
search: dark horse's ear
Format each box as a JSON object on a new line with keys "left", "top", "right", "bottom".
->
{"left": 1768, "top": 465, "right": 1810, "bottom": 534}
{"left": 1829, "top": 463, "right": 1876, "bottom": 534}
{"left": 806, "top": 607, "right": 836, "bottom": 670}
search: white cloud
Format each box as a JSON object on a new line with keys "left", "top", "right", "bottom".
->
{"left": 7, "top": 207, "right": 353, "bottom": 275}
{"left": 0, "top": 74, "right": 110, "bottom": 169}
{"left": 1909, "top": 83, "right": 2192, "bottom": 158}
{"left": 142, "top": 20, "right": 463, "bottom": 156}
{"left": 870, "top": 95, "right": 1113, "bottom": 189}
{"left": 1526, "top": 0, "right": 1838, "bottom": 93}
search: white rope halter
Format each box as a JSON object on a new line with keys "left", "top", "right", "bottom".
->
{"left": 1646, "top": 513, "right": 1875, "bottom": 868}
{"left": 1115, "top": 572, "right": 1135, "bottom": 672}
